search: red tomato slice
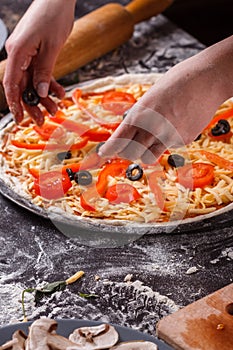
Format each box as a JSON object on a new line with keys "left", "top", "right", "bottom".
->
{"left": 33, "top": 122, "right": 65, "bottom": 141}
{"left": 34, "top": 171, "right": 72, "bottom": 199}
{"left": 58, "top": 97, "right": 74, "bottom": 109}
{"left": 28, "top": 168, "right": 39, "bottom": 178}
{"left": 11, "top": 140, "right": 47, "bottom": 150}
{"left": 198, "top": 150, "right": 233, "bottom": 171}
{"left": 104, "top": 183, "right": 141, "bottom": 204}
{"left": 69, "top": 137, "right": 89, "bottom": 151}
{"left": 96, "top": 159, "right": 132, "bottom": 195}
{"left": 62, "top": 152, "right": 102, "bottom": 175}
{"left": 11, "top": 140, "right": 64, "bottom": 151}
{"left": 79, "top": 158, "right": 131, "bottom": 211}
{"left": 72, "top": 89, "right": 120, "bottom": 130}
{"left": 204, "top": 107, "right": 233, "bottom": 130}
{"left": 208, "top": 131, "right": 233, "bottom": 143}
{"left": 48, "top": 110, "right": 88, "bottom": 136}
{"left": 148, "top": 170, "right": 166, "bottom": 211}
{"left": 80, "top": 185, "right": 99, "bottom": 212}
{"left": 101, "top": 91, "right": 136, "bottom": 115}
{"left": 177, "top": 163, "right": 214, "bottom": 190}
{"left": 11, "top": 139, "right": 88, "bottom": 151}
{"left": 49, "top": 110, "right": 112, "bottom": 141}
{"left": 83, "top": 128, "right": 111, "bottom": 142}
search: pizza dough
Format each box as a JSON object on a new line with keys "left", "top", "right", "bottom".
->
{"left": 1, "top": 73, "right": 233, "bottom": 232}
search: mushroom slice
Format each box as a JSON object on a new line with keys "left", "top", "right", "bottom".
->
{"left": 69, "top": 323, "right": 119, "bottom": 349}
{"left": 0, "top": 330, "right": 27, "bottom": 350}
{"left": 0, "top": 339, "right": 18, "bottom": 350}
{"left": 25, "top": 318, "right": 58, "bottom": 350}
{"left": 47, "top": 334, "right": 82, "bottom": 350}
{"left": 110, "top": 341, "right": 158, "bottom": 350}
{"left": 12, "top": 330, "right": 27, "bottom": 350}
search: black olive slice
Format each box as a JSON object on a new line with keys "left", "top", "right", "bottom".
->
{"left": 194, "top": 134, "right": 202, "bottom": 141}
{"left": 96, "top": 142, "right": 105, "bottom": 153}
{"left": 168, "top": 154, "right": 185, "bottom": 168}
{"left": 22, "top": 88, "right": 40, "bottom": 106}
{"left": 211, "top": 119, "right": 231, "bottom": 136}
{"left": 126, "top": 163, "right": 143, "bottom": 181}
{"left": 122, "top": 109, "right": 131, "bottom": 120}
{"left": 57, "top": 150, "right": 72, "bottom": 161}
{"left": 66, "top": 168, "right": 75, "bottom": 181}
{"left": 74, "top": 170, "right": 93, "bottom": 186}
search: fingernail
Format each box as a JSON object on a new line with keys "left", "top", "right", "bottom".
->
{"left": 50, "top": 105, "right": 58, "bottom": 116}
{"left": 37, "top": 82, "right": 49, "bottom": 98}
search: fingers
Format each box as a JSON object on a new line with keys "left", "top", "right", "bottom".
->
{"left": 50, "top": 79, "right": 65, "bottom": 100}
{"left": 98, "top": 122, "right": 138, "bottom": 157}
{"left": 4, "top": 45, "right": 64, "bottom": 125}
{"left": 32, "top": 44, "right": 59, "bottom": 98}
{"left": 141, "top": 142, "right": 166, "bottom": 164}
{"left": 23, "top": 104, "right": 44, "bottom": 127}
{"left": 117, "top": 130, "right": 156, "bottom": 160}
{"left": 99, "top": 103, "right": 185, "bottom": 163}
{"left": 3, "top": 52, "right": 30, "bottom": 123}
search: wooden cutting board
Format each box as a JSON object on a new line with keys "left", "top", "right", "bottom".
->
{"left": 157, "top": 283, "right": 233, "bottom": 350}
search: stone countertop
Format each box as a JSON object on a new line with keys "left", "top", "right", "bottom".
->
{"left": 0, "top": 0, "right": 233, "bottom": 340}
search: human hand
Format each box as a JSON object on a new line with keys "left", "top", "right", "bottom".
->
{"left": 99, "top": 37, "right": 233, "bottom": 163}
{"left": 3, "top": 0, "right": 76, "bottom": 125}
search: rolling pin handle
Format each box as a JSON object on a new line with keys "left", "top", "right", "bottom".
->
{"left": 125, "top": 0, "right": 174, "bottom": 24}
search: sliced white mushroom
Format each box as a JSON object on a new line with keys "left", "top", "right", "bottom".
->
{"left": 69, "top": 323, "right": 119, "bottom": 349}
{"left": 0, "top": 339, "right": 18, "bottom": 350}
{"left": 25, "top": 318, "right": 58, "bottom": 350}
{"left": 110, "top": 340, "right": 158, "bottom": 350}
{"left": 47, "top": 333, "right": 82, "bottom": 350}
{"left": 12, "top": 330, "right": 27, "bottom": 350}
{"left": 0, "top": 330, "right": 27, "bottom": 350}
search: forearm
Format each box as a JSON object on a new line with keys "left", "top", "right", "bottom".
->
{"left": 201, "top": 35, "right": 233, "bottom": 101}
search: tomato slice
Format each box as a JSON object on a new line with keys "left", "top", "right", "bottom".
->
{"left": 62, "top": 152, "right": 102, "bottom": 175}
{"left": 177, "top": 163, "right": 214, "bottom": 190}
{"left": 80, "top": 185, "right": 99, "bottom": 212}
{"left": 49, "top": 110, "right": 112, "bottom": 141}
{"left": 101, "top": 91, "right": 136, "bottom": 115}
{"left": 58, "top": 97, "right": 74, "bottom": 109}
{"left": 79, "top": 158, "right": 131, "bottom": 211}
{"left": 48, "top": 110, "right": 88, "bottom": 136}
{"left": 33, "top": 122, "right": 65, "bottom": 140}
{"left": 11, "top": 140, "right": 47, "bottom": 150}
{"left": 96, "top": 158, "right": 132, "bottom": 195}
{"left": 11, "top": 138, "right": 88, "bottom": 151}
{"left": 69, "top": 137, "right": 89, "bottom": 151}
{"left": 28, "top": 167, "right": 40, "bottom": 178}
{"left": 83, "top": 128, "right": 111, "bottom": 142}
{"left": 148, "top": 170, "right": 166, "bottom": 211}
{"left": 198, "top": 150, "right": 233, "bottom": 171}
{"left": 34, "top": 171, "right": 72, "bottom": 199}
{"left": 208, "top": 131, "right": 233, "bottom": 143}
{"left": 72, "top": 89, "right": 120, "bottom": 130}
{"left": 105, "top": 183, "right": 141, "bottom": 204}
{"left": 203, "top": 106, "right": 233, "bottom": 131}
{"left": 11, "top": 140, "right": 65, "bottom": 151}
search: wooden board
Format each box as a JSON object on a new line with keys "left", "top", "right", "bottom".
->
{"left": 157, "top": 283, "right": 233, "bottom": 350}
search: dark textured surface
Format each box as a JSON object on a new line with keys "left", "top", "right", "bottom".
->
{"left": 0, "top": 1, "right": 232, "bottom": 342}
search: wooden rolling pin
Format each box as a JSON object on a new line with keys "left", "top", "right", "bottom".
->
{"left": 0, "top": 0, "right": 173, "bottom": 111}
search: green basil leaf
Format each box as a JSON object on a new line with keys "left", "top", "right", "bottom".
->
{"left": 38, "top": 281, "right": 66, "bottom": 294}
{"left": 35, "top": 281, "right": 66, "bottom": 303}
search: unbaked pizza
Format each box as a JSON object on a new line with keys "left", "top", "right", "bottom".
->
{"left": 0, "top": 73, "right": 233, "bottom": 227}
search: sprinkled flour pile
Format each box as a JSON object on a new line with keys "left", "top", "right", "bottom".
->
{"left": 0, "top": 279, "right": 179, "bottom": 336}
